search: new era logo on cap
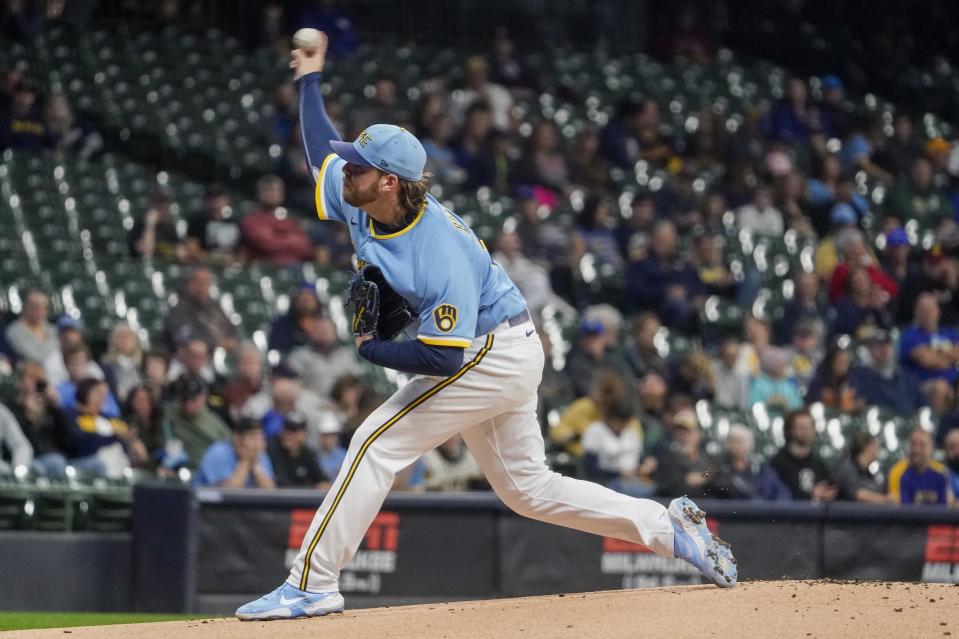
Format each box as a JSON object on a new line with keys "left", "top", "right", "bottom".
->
{"left": 329, "top": 124, "right": 427, "bottom": 181}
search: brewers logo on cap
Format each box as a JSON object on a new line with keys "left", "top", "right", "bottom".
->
{"left": 433, "top": 304, "right": 458, "bottom": 333}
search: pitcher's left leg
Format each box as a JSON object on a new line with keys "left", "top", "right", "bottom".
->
{"left": 461, "top": 397, "right": 737, "bottom": 586}
{"left": 460, "top": 399, "right": 675, "bottom": 556}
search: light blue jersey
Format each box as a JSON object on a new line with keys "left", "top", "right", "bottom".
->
{"left": 314, "top": 154, "right": 527, "bottom": 348}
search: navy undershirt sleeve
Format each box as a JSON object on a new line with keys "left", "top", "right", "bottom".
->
{"left": 358, "top": 339, "right": 465, "bottom": 377}
{"left": 296, "top": 72, "right": 341, "bottom": 182}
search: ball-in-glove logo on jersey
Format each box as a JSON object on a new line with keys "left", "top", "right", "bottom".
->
{"left": 433, "top": 304, "right": 458, "bottom": 333}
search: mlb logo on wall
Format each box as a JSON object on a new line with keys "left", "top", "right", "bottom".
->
{"left": 922, "top": 525, "right": 959, "bottom": 583}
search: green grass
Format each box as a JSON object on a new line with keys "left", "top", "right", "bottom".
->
{"left": 0, "top": 612, "right": 204, "bottom": 632}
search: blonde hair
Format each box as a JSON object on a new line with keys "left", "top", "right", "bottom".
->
{"left": 397, "top": 172, "right": 432, "bottom": 217}
{"left": 105, "top": 322, "right": 143, "bottom": 366}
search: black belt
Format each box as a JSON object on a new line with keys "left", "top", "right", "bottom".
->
{"left": 507, "top": 308, "right": 532, "bottom": 327}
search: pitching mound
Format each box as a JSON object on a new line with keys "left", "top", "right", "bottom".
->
{"left": 9, "top": 580, "right": 959, "bottom": 639}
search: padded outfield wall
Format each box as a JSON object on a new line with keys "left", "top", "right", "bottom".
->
{"left": 3, "top": 486, "right": 959, "bottom": 613}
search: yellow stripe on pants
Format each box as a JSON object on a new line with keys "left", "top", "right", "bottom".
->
{"left": 299, "top": 334, "right": 495, "bottom": 590}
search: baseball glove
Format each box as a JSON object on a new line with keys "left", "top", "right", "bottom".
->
{"left": 348, "top": 265, "right": 413, "bottom": 341}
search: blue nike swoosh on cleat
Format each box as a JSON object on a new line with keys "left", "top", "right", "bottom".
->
{"left": 525, "top": 329, "right": 535, "bottom": 337}
{"left": 350, "top": 218, "right": 358, "bottom": 225}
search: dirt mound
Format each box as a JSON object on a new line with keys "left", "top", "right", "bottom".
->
{"left": 9, "top": 580, "right": 959, "bottom": 639}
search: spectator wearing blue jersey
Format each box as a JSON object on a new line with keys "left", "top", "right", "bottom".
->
{"left": 194, "top": 418, "right": 276, "bottom": 488}
{"left": 899, "top": 292, "right": 959, "bottom": 387}
{"left": 887, "top": 428, "right": 953, "bottom": 506}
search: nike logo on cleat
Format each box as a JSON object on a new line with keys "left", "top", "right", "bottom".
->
{"left": 279, "top": 595, "right": 308, "bottom": 605}
{"left": 525, "top": 329, "right": 535, "bottom": 337}
{"left": 350, "top": 218, "right": 358, "bottom": 225}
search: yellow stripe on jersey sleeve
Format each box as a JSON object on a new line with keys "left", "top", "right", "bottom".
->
{"left": 417, "top": 335, "right": 473, "bottom": 348}
{"left": 314, "top": 153, "right": 337, "bottom": 221}
{"left": 886, "top": 459, "right": 907, "bottom": 501}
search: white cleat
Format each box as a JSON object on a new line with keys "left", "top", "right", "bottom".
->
{"left": 235, "top": 583, "right": 345, "bottom": 620}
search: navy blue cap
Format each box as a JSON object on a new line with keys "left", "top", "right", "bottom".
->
{"left": 886, "top": 228, "right": 909, "bottom": 247}
{"left": 821, "top": 74, "right": 843, "bottom": 91}
{"left": 330, "top": 124, "right": 427, "bottom": 181}
{"left": 579, "top": 319, "right": 606, "bottom": 336}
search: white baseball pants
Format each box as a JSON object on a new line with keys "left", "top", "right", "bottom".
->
{"left": 288, "top": 320, "right": 675, "bottom": 593}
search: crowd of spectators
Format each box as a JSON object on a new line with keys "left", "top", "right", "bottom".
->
{"left": 2, "top": 18, "right": 959, "bottom": 505}
{"left": 0, "top": 69, "right": 102, "bottom": 158}
{"left": 0, "top": 282, "right": 361, "bottom": 487}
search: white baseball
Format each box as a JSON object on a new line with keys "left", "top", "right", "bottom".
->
{"left": 293, "top": 28, "right": 321, "bottom": 53}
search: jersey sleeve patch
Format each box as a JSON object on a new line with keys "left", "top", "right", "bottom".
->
{"left": 432, "top": 303, "right": 458, "bottom": 333}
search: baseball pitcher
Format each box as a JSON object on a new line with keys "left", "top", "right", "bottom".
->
{"left": 237, "top": 33, "right": 736, "bottom": 621}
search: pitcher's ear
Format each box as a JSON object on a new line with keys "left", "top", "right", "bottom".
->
{"left": 381, "top": 173, "right": 399, "bottom": 192}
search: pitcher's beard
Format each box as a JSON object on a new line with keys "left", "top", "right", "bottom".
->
{"left": 343, "top": 180, "right": 379, "bottom": 208}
